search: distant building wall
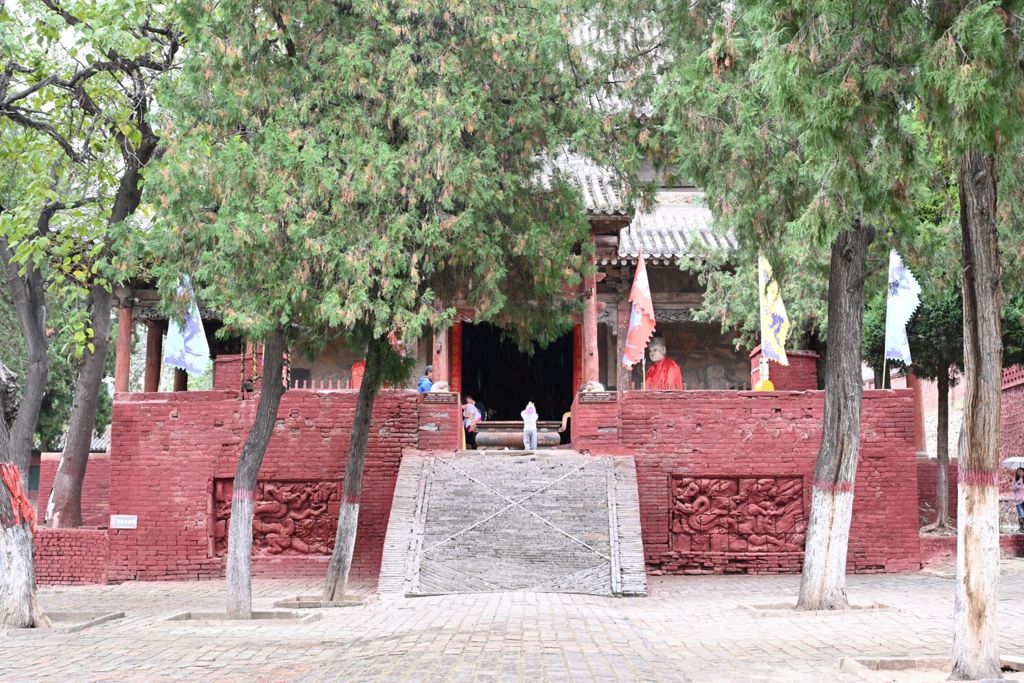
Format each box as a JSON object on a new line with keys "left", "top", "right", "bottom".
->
{"left": 35, "top": 453, "right": 110, "bottom": 527}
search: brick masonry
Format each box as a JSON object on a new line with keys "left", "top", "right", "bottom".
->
{"left": 34, "top": 528, "right": 108, "bottom": 586}
{"left": 749, "top": 346, "right": 819, "bottom": 391}
{"left": 572, "top": 390, "right": 922, "bottom": 574}
{"left": 35, "top": 452, "right": 110, "bottom": 527}
{"left": 103, "top": 389, "right": 461, "bottom": 582}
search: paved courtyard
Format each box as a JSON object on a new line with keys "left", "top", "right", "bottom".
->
{"left": 3, "top": 561, "right": 1024, "bottom": 682}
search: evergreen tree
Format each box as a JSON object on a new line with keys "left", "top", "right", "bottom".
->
{"left": 152, "top": 0, "right": 612, "bottom": 616}
{"left": 643, "top": 1, "right": 923, "bottom": 610}
{"left": 920, "top": 3, "right": 1024, "bottom": 675}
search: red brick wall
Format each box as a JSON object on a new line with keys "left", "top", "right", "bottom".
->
{"left": 916, "top": 456, "right": 958, "bottom": 526}
{"left": 36, "top": 453, "right": 110, "bottom": 527}
{"left": 34, "top": 528, "right": 109, "bottom": 585}
{"left": 1002, "top": 381, "right": 1024, "bottom": 458}
{"left": 749, "top": 346, "right": 819, "bottom": 390}
{"left": 106, "top": 389, "right": 460, "bottom": 582}
{"left": 212, "top": 354, "right": 242, "bottom": 391}
{"left": 572, "top": 389, "right": 921, "bottom": 574}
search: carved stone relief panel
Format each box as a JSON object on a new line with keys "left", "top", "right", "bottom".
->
{"left": 670, "top": 476, "right": 805, "bottom": 553}
{"left": 212, "top": 478, "right": 341, "bottom": 556}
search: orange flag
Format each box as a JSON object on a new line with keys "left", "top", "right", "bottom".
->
{"left": 622, "top": 250, "right": 656, "bottom": 368}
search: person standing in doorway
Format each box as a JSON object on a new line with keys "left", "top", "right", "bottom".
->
{"left": 417, "top": 365, "right": 434, "bottom": 393}
{"left": 463, "top": 395, "right": 482, "bottom": 449}
{"left": 521, "top": 402, "right": 538, "bottom": 451}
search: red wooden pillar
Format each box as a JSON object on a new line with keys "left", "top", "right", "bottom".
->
{"left": 581, "top": 253, "right": 599, "bottom": 385}
{"left": 616, "top": 294, "right": 631, "bottom": 391}
{"left": 143, "top": 320, "right": 164, "bottom": 392}
{"left": 905, "top": 370, "right": 928, "bottom": 455}
{"left": 433, "top": 326, "right": 449, "bottom": 385}
{"left": 572, "top": 324, "right": 583, "bottom": 392}
{"left": 450, "top": 321, "right": 463, "bottom": 395}
{"left": 113, "top": 289, "right": 133, "bottom": 393}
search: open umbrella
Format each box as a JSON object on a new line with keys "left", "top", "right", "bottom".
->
{"left": 1001, "top": 456, "right": 1024, "bottom": 470}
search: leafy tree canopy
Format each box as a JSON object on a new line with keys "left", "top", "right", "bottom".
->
{"left": 150, "top": 0, "right": 622, "bottom": 364}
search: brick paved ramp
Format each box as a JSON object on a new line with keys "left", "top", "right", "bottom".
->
{"left": 379, "top": 450, "right": 647, "bottom": 597}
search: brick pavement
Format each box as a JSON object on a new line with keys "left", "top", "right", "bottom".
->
{"left": 1, "top": 561, "right": 1023, "bottom": 682}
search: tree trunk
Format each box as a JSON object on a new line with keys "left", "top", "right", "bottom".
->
{"left": 225, "top": 328, "right": 287, "bottom": 619}
{"left": 324, "top": 337, "right": 386, "bottom": 601}
{"left": 46, "top": 285, "right": 114, "bottom": 528}
{"left": 1, "top": 239, "right": 49, "bottom": 481}
{"left": 934, "top": 368, "right": 951, "bottom": 529}
{"left": 951, "top": 149, "right": 1002, "bottom": 681}
{"left": 797, "top": 224, "right": 875, "bottom": 611}
{"left": 0, "top": 465, "right": 48, "bottom": 628}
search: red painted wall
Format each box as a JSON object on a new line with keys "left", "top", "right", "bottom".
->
{"left": 573, "top": 389, "right": 921, "bottom": 574}
{"left": 34, "top": 528, "right": 109, "bottom": 585}
{"left": 105, "top": 389, "right": 461, "bottom": 582}
{"left": 1003, "top": 380, "right": 1024, "bottom": 459}
{"left": 749, "top": 346, "right": 819, "bottom": 391}
{"left": 36, "top": 453, "right": 110, "bottom": 527}
{"left": 916, "top": 456, "right": 958, "bottom": 526}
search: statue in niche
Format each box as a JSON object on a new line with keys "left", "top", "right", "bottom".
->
{"left": 646, "top": 337, "right": 684, "bottom": 390}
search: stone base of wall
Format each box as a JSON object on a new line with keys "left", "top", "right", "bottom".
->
{"left": 920, "top": 533, "right": 1024, "bottom": 566}
{"left": 35, "top": 528, "right": 109, "bottom": 586}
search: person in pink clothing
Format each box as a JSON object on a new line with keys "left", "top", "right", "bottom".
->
{"left": 1013, "top": 467, "right": 1024, "bottom": 534}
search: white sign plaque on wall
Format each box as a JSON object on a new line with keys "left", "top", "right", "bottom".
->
{"left": 109, "top": 514, "right": 138, "bottom": 530}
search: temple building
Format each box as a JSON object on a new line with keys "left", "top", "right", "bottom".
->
{"left": 111, "top": 168, "right": 750, "bottom": 424}
{"left": 32, "top": 165, "right": 963, "bottom": 592}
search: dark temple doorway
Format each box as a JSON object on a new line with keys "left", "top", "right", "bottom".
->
{"left": 460, "top": 323, "right": 574, "bottom": 423}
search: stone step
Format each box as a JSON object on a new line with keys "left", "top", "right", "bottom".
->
{"left": 379, "top": 450, "right": 647, "bottom": 598}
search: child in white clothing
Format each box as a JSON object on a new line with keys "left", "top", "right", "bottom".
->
{"left": 521, "top": 402, "right": 538, "bottom": 451}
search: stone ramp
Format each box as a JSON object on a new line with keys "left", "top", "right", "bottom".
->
{"left": 378, "top": 450, "right": 647, "bottom": 597}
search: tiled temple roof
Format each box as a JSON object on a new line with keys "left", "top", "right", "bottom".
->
{"left": 540, "top": 152, "right": 628, "bottom": 216}
{"left": 611, "top": 189, "right": 736, "bottom": 264}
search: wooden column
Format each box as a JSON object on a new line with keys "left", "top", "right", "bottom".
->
{"left": 432, "top": 326, "right": 449, "bottom": 384}
{"left": 581, "top": 253, "right": 599, "bottom": 385}
{"left": 113, "top": 289, "right": 133, "bottom": 393}
{"left": 616, "top": 289, "right": 631, "bottom": 391}
{"left": 143, "top": 321, "right": 164, "bottom": 392}
{"left": 905, "top": 371, "right": 928, "bottom": 455}
{"left": 173, "top": 368, "right": 188, "bottom": 392}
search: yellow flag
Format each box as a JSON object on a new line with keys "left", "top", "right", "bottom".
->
{"left": 758, "top": 254, "right": 790, "bottom": 366}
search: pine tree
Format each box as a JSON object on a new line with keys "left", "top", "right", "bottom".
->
{"left": 650, "top": 1, "right": 923, "bottom": 610}
{"left": 151, "top": 0, "right": 610, "bottom": 616}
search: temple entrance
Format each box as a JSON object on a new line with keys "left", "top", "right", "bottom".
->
{"left": 459, "top": 323, "right": 574, "bottom": 423}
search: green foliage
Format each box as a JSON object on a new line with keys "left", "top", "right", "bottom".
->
{"left": 151, "top": 0, "right": 612, "bottom": 365}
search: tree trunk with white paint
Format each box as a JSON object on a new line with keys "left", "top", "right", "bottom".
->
{"left": 0, "top": 461, "right": 48, "bottom": 628}
{"left": 47, "top": 285, "right": 114, "bottom": 528}
{"left": 324, "top": 338, "right": 385, "bottom": 601}
{"left": 225, "top": 328, "right": 287, "bottom": 619}
{"left": 796, "top": 224, "right": 875, "bottom": 611}
{"left": 950, "top": 149, "right": 1002, "bottom": 681}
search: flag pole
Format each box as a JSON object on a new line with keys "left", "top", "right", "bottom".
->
{"left": 882, "top": 357, "right": 888, "bottom": 389}
{"left": 641, "top": 355, "right": 646, "bottom": 390}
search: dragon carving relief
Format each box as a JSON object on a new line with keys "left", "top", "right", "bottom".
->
{"left": 670, "top": 476, "right": 805, "bottom": 553}
{"left": 213, "top": 479, "right": 340, "bottom": 556}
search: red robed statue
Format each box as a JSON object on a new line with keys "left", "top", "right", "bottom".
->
{"left": 645, "top": 337, "right": 684, "bottom": 390}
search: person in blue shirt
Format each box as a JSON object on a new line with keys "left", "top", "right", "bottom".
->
{"left": 417, "top": 365, "right": 434, "bottom": 393}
